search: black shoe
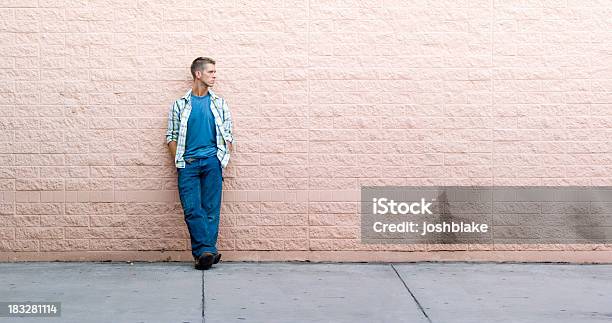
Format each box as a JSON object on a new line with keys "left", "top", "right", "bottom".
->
{"left": 213, "top": 253, "right": 222, "bottom": 264}
{"left": 195, "top": 252, "right": 214, "bottom": 270}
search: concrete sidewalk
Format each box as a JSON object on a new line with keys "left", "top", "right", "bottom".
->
{"left": 0, "top": 262, "right": 610, "bottom": 323}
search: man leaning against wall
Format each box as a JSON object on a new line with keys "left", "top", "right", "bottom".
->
{"left": 165, "top": 57, "right": 234, "bottom": 270}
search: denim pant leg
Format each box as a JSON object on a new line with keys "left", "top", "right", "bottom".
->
{"left": 200, "top": 157, "right": 223, "bottom": 254}
{"left": 178, "top": 161, "right": 209, "bottom": 258}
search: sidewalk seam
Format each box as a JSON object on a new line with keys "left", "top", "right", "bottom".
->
{"left": 202, "top": 271, "right": 206, "bottom": 323}
{"left": 390, "top": 264, "right": 433, "bottom": 323}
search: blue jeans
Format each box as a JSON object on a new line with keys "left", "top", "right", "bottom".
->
{"left": 177, "top": 156, "right": 222, "bottom": 258}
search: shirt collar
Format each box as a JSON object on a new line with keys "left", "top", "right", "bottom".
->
{"left": 182, "top": 88, "right": 219, "bottom": 103}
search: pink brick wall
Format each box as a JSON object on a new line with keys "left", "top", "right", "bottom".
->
{"left": 1, "top": 0, "right": 612, "bottom": 262}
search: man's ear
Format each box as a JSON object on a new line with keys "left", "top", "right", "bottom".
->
{"left": 194, "top": 70, "right": 202, "bottom": 80}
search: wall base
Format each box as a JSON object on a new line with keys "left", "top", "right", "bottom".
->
{"left": 2, "top": 251, "right": 612, "bottom": 264}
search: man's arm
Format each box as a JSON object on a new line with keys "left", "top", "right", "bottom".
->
{"left": 222, "top": 98, "right": 233, "bottom": 151}
{"left": 165, "top": 101, "right": 180, "bottom": 160}
{"left": 168, "top": 140, "right": 177, "bottom": 158}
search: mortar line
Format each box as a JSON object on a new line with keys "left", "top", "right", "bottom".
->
{"left": 306, "top": 0, "right": 311, "bottom": 253}
{"left": 390, "top": 264, "right": 433, "bottom": 323}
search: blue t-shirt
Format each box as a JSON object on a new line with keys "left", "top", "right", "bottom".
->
{"left": 183, "top": 93, "right": 217, "bottom": 159}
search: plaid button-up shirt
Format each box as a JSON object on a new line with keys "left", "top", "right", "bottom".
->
{"left": 165, "top": 89, "right": 233, "bottom": 169}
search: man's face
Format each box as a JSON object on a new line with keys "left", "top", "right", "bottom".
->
{"left": 196, "top": 63, "right": 216, "bottom": 87}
